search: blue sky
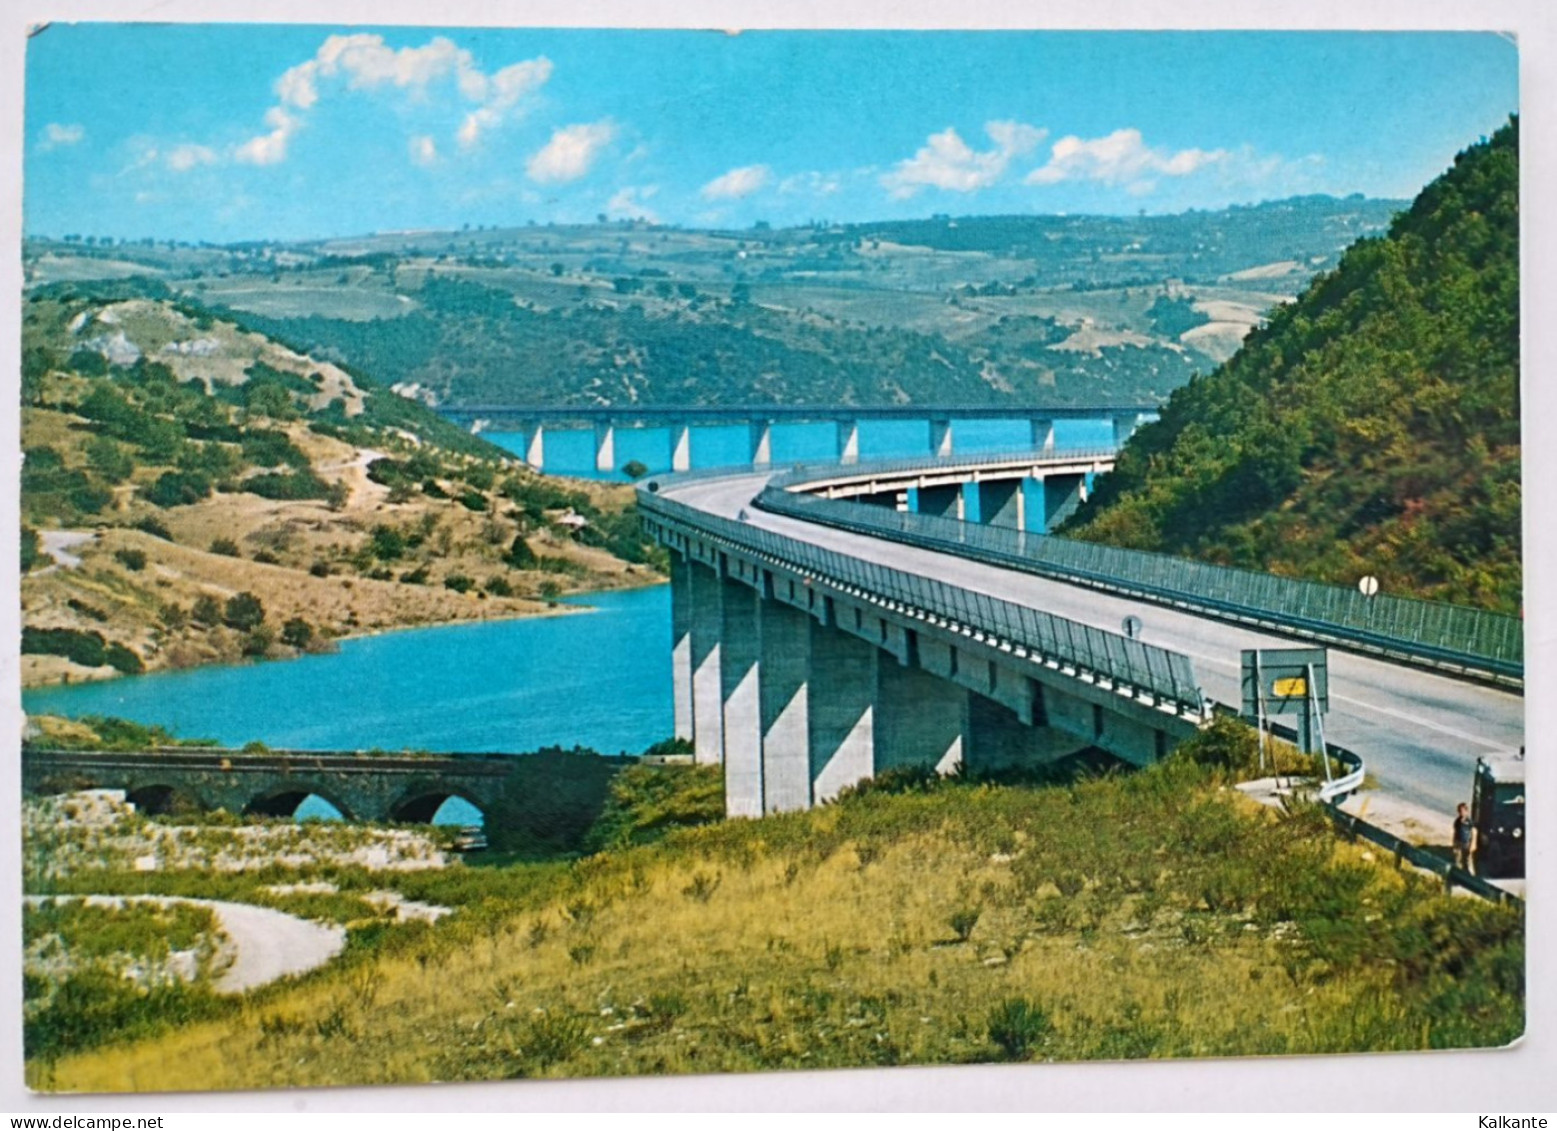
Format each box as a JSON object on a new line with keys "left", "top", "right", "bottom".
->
{"left": 23, "top": 26, "right": 1518, "bottom": 242}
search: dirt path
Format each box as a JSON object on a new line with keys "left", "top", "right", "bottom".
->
{"left": 24, "top": 894, "right": 346, "bottom": 993}
{"left": 38, "top": 530, "right": 95, "bottom": 571}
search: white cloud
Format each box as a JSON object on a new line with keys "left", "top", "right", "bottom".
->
{"left": 778, "top": 170, "right": 841, "bottom": 197}
{"left": 1025, "top": 128, "right": 1227, "bottom": 193}
{"left": 701, "top": 164, "right": 771, "bottom": 200}
{"left": 458, "top": 58, "right": 553, "bottom": 148}
{"left": 166, "top": 143, "right": 218, "bottom": 172}
{"left": 525, "top": 120, "right": 617, "bottom": 184}
{"left": 240, "top": 33, "right": 552, "bottom": 163}
{"left": 881, "top": 120, "right": 1045, "bottom": 199}
{"left": 409, "top": 135, "right": 438, "bottom": 166}
{"left": 40, "top": 122, "right": 84, "bottom": 150}
{"left": 606, "top": 184, "right": 660, "bottom": 223}
{"left": 235, "top": 107, "right": 303, "bottom": 166}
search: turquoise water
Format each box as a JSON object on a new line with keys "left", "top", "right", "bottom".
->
{"left": 24, "top": 587, "right": 674, "bottom": 824}
{"left": 487, "top": 417, "right": 1117, "bottom": 480}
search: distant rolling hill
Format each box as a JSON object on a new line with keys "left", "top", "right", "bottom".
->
{"left": 24, "top": 194, "right": 1402, "bottom": 412}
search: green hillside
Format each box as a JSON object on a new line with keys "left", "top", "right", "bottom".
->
{"left": 1065, "top": 120, "right": 1520, "bottom": 614}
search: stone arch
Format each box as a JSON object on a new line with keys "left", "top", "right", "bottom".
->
{"left": 125, "top": 783, "right": 206, "bottom": 816}
{"left": 388, "top": 783, "right": 489, "bottom": 826}
{"left": 243, "top": 783, "right": 357, "bottom": 821}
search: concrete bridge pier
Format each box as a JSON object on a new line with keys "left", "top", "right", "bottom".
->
{"left": 750, "top": 421, "right": 774, "bottom": 468}
{"left": 1030, "top": 417, "right": 1056, "bottom": 455}
{"left": 915, "top": 483, "right": 965, "bottom": 519}
{"left": 758, "top": 595, "right": 812, "bottom": 814}
{"left": 671, "top": 424, "right": 693, "bottom": 473}
{"left": 808, "top": 620, "right": 878, "bottom": 803}
{"left": 594, "top": 421, "right": 617, "bottom": 474}
{"left": 720, "top": 576, "right": 763, "bottom": 817}
{"left": 875, "top": 654, "right": 967, "bottom": 775}
{"left": 964, "top": 692, "right": 1088, "bottom": 772}
{"left": 524, "top": 424, "right": 545, "bottom": 471}
{"left": 670, "top": 551, "right": 694, "bottom": 742}
{"left": 930, "top": 418, "right": 954, "bottom": 459}
{"left": 1041, "top": 473, "right": 1088, "bottom": 532}
{"left": 837, "top": 419, "right": 861, "bottom": 465}
{"left": 978, "top": 479, "right": 1024, "bottom": 530}
{"left": 688, "top": 558, "right": 725, "bottom": 766}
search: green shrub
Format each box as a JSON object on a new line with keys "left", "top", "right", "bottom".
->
{"left": 190, "top": 595, "right": 222, "bottom": 627}
{"left": 443, "top": 574, "right": 475, "bottom": 594}
{"left": 222, "top": 592, "right": 265, "bottom": 631}
{"left": 113, "top": 548, "right": 147, "bottom": 571}
{"left": 239, "top": 428, "right": 309, "bottom": 470}
{"left": 209, "top": 537, "right": 239, "bottom": 557}
{"left": 241, "top": 470, "right": 329, "bottom": 501}
{"left": 132, "top": 516, "right": 174, "bottom": 541}
{"left": 370, "top": 525, "right": 405, "bottom": 560}
{"left": 986, "top": 998, "right": 1049, "bottom": 1061}
{"left": 280, "top": 618, "right": 313, "bottom": 649}
{"left": 21, "top": 526, "right": 41, "bottom": 572}
{"left": 145, "top": 470, "right": 211, "bottom": 508}
{"left": 505, "top": 535, "right": 537, "bottom": 569}
{"left": 949, "top": 907, "right": 981, "bottom": 943}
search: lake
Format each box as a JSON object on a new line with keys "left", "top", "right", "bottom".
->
{"left": 23, "top": 586, "right": 674, "bottom": 823}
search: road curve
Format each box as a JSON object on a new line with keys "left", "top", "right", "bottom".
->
{"left": 662, "top": 471, "right": 1525, "bottom": 817}
{"left": 24, "top": 894, "right": 347, "bottom": 993}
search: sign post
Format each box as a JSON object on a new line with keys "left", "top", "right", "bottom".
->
{"left": 1241, "top": 647, "right": 1330, "bottom": 780}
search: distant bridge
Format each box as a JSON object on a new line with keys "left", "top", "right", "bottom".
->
{"left": 437, "top": 402, "right": 1156, "bottom": 473}
{"left": 22, "top": 748, "right": 517, "bottom": 823}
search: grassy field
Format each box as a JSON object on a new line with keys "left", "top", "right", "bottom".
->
{"left": 28, "top": 723, "right": 1523, "bottom": 1092}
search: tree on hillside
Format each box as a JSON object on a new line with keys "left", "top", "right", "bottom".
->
{"left": 222, "top": 592, "right": 265, "bottom": 632}
{"left": 1064, "top": 118, "right": 1520, "bottom": 613}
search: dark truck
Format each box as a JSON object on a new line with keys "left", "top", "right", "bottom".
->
{"left": 1471, "top": 752, "right": 1525, "bottom": 878}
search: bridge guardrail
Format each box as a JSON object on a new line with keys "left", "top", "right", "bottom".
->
{"left": 756, "top": 480, "right": 1522, "bottom": 687}
{"left": 639, "top": 490, "right": 1206, "bottom": 718}
{"left": 636, "top": 445, "right": 1118, "bottom": 495}
{"left": 765, "top": 446, "right": 1119, "bottom": 488}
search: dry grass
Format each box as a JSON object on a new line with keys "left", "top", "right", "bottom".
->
{"left": 34, "top": 757, "right": 1523, "bottom": 1092}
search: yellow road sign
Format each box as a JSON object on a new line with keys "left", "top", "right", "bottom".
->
{"left": 1272, "top": 676, "right": 1308, "bottom": 698}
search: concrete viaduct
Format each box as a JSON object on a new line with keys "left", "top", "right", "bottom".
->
{"left": 21, "top": 748, "right": 515, "bottom": 823}
{"left": 438, "top": 403, "right": 1155, "bottom": 474}
{"left": 644, "top": 454, "right": 1523, "bottom": 819}
{"left": 640, "top": 451, "right": 1210, "bottom": 818}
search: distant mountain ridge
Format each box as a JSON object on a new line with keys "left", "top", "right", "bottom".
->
{"left": 1065, "top": 120, "right": 1519, "bottom": 614}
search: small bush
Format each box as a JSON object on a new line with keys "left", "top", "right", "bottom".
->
{"left": 280, "top": 618, "right": 313, "bottom": 649}
{"left": 191, "top": 595, "right": 222, "bottom": 627}
{"left": 986, "top": 997, "right": 1049, "bottom": 1061}
{"left": 209, "top": 537, "right": 240, "bottom": 558}
{"left": 113, "top": 548, "right": 147, "bottom": 571}
{"left": 133, "top": 516, "right": 174, "bottom": 541}
{"left": 520, "top": 1012, "right": 590, "bottom": 1069}
{"left": 949, "top": 907, "right": 981, "bottom": 943}
{"left": 222, "top": 592, "right": 265, "bottom": 631}
{"left": 443, "top": 574, "right": 475, "bottom": 594}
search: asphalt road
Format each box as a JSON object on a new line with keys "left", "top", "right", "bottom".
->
{"left": 665, "top": 472, "right": 1525, "bottom": 817}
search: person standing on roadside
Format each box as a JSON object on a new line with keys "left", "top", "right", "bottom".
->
{"left": 1453, "top": 802, "right": 1476, "bottom": 872}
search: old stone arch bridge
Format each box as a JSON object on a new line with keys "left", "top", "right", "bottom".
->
{"left": 22, "top": 748, "right": 519, "bottom": 823}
